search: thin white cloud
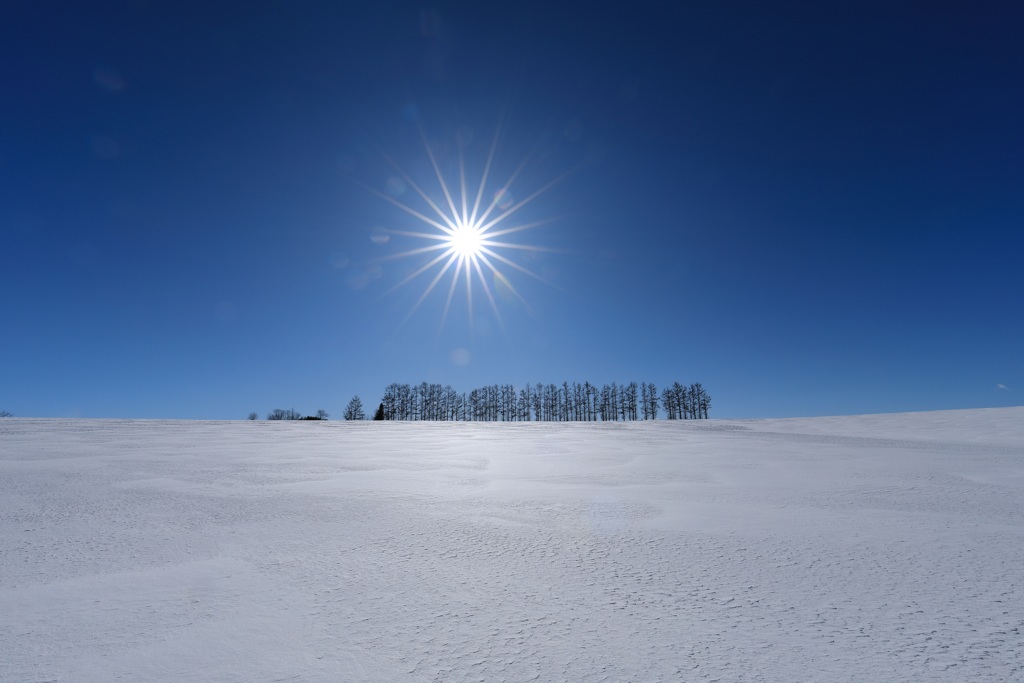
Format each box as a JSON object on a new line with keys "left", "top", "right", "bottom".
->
{"left": 996, "top": 384, "right": 1009, "bottom": 390}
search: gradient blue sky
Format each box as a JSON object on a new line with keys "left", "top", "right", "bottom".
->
{"left": 2, "top": 1, "right": 1022, "bottom": 419}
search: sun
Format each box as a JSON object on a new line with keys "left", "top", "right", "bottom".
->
{"left": 448, "top": 221, "right": 485, "bottom": 258}
{"left": 358, "top": 118, "right": 572, "bottom": 334}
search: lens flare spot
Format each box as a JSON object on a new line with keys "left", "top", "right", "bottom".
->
{"left": 450, "top": 347, "right": 471, "bottom": 366}
{"left": 370, "top": 226, "right": 390, "bottom": 245}
{"left": 493, "top": 189, "right": 514, "bottom": 210}
{"left": 346, "top": 264, "right": 383, "bottom": 290}
{"left": 493, "top": 273, "right": 518, "bottom": 305}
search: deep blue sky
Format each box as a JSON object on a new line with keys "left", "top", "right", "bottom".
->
{"left": 2, "top": 1, "right": 1022, "bottom": 419}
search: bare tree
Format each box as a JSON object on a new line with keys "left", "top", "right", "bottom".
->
{"left": 693, "top": 383, "right": 711, "bottom": 419}
{"left": 267, "top": 408, "right": 302, "bottom": 420}
{"left": 661, "top": 386, "right": 677, "bottom": 419}
{"left": 518, "top": 386, "right": 531, "bottom": 421}
{"left": 646, "top": 383, "right": 659, "bottom": 420}
{"left": 247, "top": 412, "right": 258, "bottom": 421}
{"left": 673, "top": 382, "right": 688, "bottom": 419}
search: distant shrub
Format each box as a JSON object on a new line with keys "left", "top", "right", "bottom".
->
{"left": 267, "top": 408, "right": 302, "bottom": 420}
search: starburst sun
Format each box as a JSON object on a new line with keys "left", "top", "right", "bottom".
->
{"left": 361, "top": 121, "right": 570, "bottom": 333}
{"left": 448, "top": 222, "right": 484, "bottom": 258}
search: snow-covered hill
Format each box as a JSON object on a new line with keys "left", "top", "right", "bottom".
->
{"left": 2, "top": 410, "right": 1022, "bottom": 681}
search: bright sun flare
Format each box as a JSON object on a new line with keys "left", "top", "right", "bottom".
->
{"left": 449, "top": 223, "right": 484, "bottom": 258}
{"left": 360, "top": 120, "right": 571, "bottom": 334}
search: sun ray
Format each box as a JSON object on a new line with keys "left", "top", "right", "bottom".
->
{"left": 399, "top": 251, "right": 461, "bottom": 326}
{"left": 378, "top": 152, "right": 458, "bottom": 232}
{"left": 478, "top": 241, "right": 561, "bottom": 252}
{"left": 458, "top": 144, "right": 468, "bottom": 226}
{"left": 438, "top": 256, "right": 464, "bottom": 334}
{"left": 477, "top": 251, "right": 537, "bottom": 316}
{"left": 381, "top": 247, "right": 456, "bottom": 297}
{"left": 474, "top": 148, "right": 538, "bottom": 229}
{"left": 469, "top": 115, "right": 505, "bottom": 226}
{"left": 478, "top": 168, "right": 574, "bottom": 234}
{"left": 383, "top": 230, "right": 451, "bottom": 242}
{"left": 471, "top": 256, "right": 506, "bottom": 333}
{"left": 374, "top": 242, "right": 451, "bottom": 263}
{"left": 462, "top": 254, "right": 474, "bottom": 334}
{"left": 476, "top": 217, "right": 555, "bottom": 240}
{"left": 479, "top": 246, "right": 550, "bottom": 283}
{"left": 356, "top": 179, "right": 454, "bottom": 235}
{"left": 417, "top": 123, "right": 462, "bottom": 227}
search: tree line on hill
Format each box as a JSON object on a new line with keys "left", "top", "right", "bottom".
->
{"left": 247, "top": 402, "right": 368, "bottom": 421}
{"left": 246, "top": 403, "right": 365, "bottom": 421}
{"left": 366, "top": 381, "right": 710, "bottom": 422}
{"left": 250, "top": 408, "right": 330, "bottom": 421}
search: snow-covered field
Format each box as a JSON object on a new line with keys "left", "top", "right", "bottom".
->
{"left": 2, "top": 409, "right": 1022, "bottom": 682}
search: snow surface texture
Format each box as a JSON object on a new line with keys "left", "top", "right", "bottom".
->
{"left": 2, "top": 409, "right": 1022, "bottom": 682}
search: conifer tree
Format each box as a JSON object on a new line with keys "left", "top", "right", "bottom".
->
{"left": 344, "top": 396, "right": 365, "bottom": 420}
